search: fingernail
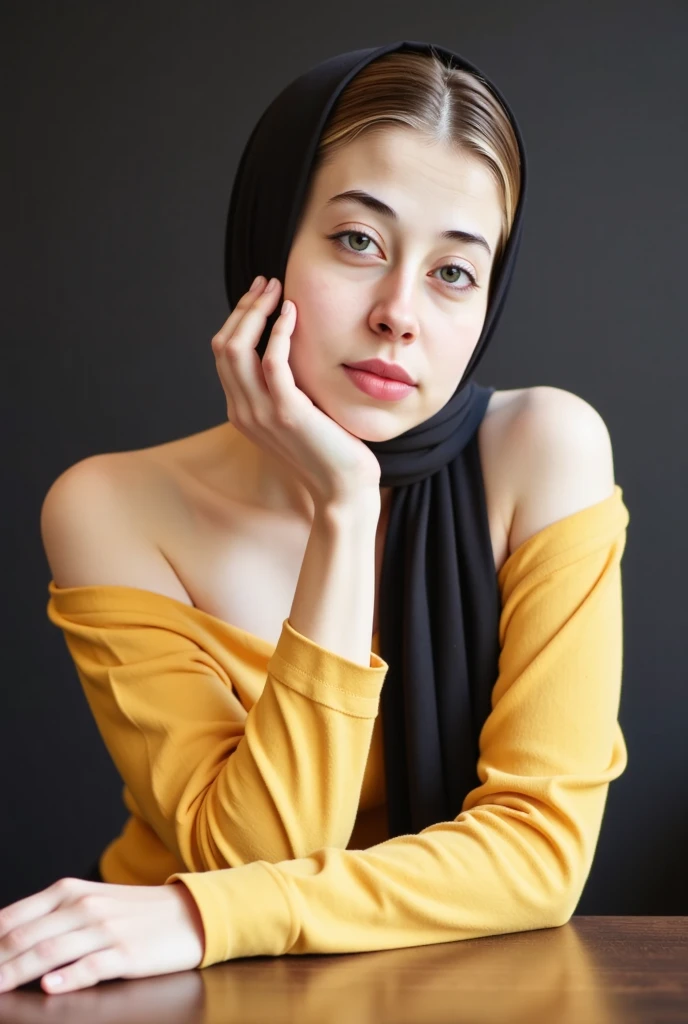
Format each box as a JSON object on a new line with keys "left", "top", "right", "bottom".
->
{"left": 265, "top": 278, "right": 278, "bottom": 292}
{"left": 281, "top": 300, "right": 290, "bottom": 314}
{"left": 249, "top": 276, "right": 264, "bottom": 292}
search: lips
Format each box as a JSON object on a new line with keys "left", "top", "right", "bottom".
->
{"left": 343, "top": 365, "right": 416, "bottom": 401}
{"left": 343, "top": 359, "right": 417, "bottom": 385}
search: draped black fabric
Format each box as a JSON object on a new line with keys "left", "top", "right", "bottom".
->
{"left": 224, "top": 40, "right": 528, "bottom": 837}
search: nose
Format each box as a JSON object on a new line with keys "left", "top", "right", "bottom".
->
{"left": 367, "top": 273, "right": 420, "bottom": 343}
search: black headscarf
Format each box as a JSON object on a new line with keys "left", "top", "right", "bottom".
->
{"left": 224, "top": 40, "right": 528, "bottom": 837}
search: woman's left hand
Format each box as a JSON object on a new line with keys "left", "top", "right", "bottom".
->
{"left": 0, "top": 877, "right": 205, "bottom": 995}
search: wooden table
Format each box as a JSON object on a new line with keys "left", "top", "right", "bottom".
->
{"left": 0, "top": 917, "right": 685, "bottom": 1023}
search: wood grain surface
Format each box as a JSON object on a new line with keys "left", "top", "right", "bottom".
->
{"left": 1, "top": 917, "right": 686, "bottom": 1023}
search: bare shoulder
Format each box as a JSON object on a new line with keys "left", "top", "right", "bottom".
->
{"left": 40, "top": 451, "right": 192, "bottom": 601}
{"left": 503, "top": 385, "right": 616, "bottom": 554}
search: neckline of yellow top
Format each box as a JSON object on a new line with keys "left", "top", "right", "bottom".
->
{"left": 47, "top": 485, "right": 625, "bottom": 657}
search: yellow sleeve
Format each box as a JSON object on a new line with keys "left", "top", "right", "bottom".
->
{"left": 47, "top": 587, "right": 388, "bottom": 869}
{"left": 165, "top": 492, "right": 630, "bottom": 967}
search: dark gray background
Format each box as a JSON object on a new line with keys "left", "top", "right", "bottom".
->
{"left": 3, "top": 1, "right": 686, "bottom": 912}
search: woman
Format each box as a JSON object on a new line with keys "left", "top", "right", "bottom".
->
{"left": 0, "top": 41, "right": 629, "bottom": 993}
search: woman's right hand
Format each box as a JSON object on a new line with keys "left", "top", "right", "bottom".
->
{"left": 211, "top": 276, "right": 383, "bottom": 509}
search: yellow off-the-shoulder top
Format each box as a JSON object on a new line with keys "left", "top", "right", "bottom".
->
{"left": 47, "top": 485, "right": 630, "bottom": 968}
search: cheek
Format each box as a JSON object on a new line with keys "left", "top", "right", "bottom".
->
{"left": 287, "top": 269, "right": 361, "bottom": 394}
{"left": 284, "top": 268, "right": 339, "bottom": 394}
{"left": 290, "top": 265, "right": 356, "bottom": 332}
{"left": 426, "top": 314, "right": 486, "bottom": 396}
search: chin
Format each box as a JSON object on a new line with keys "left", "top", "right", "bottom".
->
{"left": 318, "top": 400, "right": 418, "bottom": 443}
{"left": 294, "top": 365, "right": 423, "bottom": 442}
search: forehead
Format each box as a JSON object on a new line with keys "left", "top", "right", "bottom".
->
{"left": 308, "top": 128, "right": 503, "bottom": 250}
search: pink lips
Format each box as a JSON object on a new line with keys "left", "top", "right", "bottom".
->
{"left": 343, "top": 365, "right": 416, "bottom": 402}
{"left": 344, "top": 358, "right": 416, "bottom": 385}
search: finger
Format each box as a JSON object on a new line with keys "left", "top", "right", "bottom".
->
{"left": 0, "top": 924, "right": 108, "bottom": 993}
{"left": 262, "top": 299, "right": 297, "bottom": 407}
{"left": 41, "top": 946, "right": 124, "bottom": 994}
{"left": 0, "top": 895, "right": 108, "bottom": 977}
{"left": 212, "top": 276, "right": 281, "bottom": 393}
{"left": 216, "top": 279, "right": 283, "bottom": 426}
{"left": 211, "top": 274, "right": 280, "bottom": 355}
{"left": 210, "top": 275, "right": 267, "bottom": 351}
{"left": 0, "top": 877, "right": 84, "bottom": 945}
{"left": 221, "top": 276, "right": 282, "bottom": 353}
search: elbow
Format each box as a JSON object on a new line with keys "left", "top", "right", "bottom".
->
{"left": 542, "top": 891, "right": 579, "bottom": 929}
{"left": 516, "top": 835, "right": 588, "bottom": 932}
{"left": 519, "top": 884, "right": 579, "bottom": 935}
{"left": 550, "top": 874, "right": 587, "bottom": 927}
{"left": 532, "top": 859, "right": 587, "bottom": 930}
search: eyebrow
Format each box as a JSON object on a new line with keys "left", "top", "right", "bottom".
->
{"left": 324, "top": 189, "right": 493, "bottom": 258}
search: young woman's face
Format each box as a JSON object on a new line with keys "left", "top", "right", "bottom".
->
{"left": 283, "top": 127, "right": 504, "bottom": 442}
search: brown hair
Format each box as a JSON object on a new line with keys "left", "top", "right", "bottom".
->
{"left": 310, "top": 48, "right": 521, "bottom": 273}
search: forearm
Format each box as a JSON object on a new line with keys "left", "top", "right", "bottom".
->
{"left": 288, "top": 496, "right": 381, "bottom": 665}
{"left": 51, "top": 494, "right": 387, "bottom": 872}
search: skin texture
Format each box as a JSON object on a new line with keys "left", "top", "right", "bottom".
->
{"left": 228, "top": 125, "right": 504, "bottom": 519}
{"left": 0, "top": 878, "right": 205, "bottom": 994}
{"left": 211, "top": 276, "right": 385, "bottom": 508}
{"left": 1, "top": 127, "right": 508, "bottom": 995}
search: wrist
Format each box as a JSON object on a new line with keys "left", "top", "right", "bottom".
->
{"left": 313, "top": 493, "right": 381, "bottom": 525}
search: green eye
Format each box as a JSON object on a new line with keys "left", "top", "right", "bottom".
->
{"left": 439, "top": 265, "right": 467, "bottom": 285}
{"left": 327, "top": 230, "right": 478, "bottom": 293}
{"left": 345, "top": 231, "right": 374, "bottom": 252}
{"left": 328, "top": 230, "right": 378, "bottom": 254}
